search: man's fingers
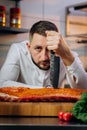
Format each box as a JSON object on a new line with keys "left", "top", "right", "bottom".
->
{"left": 46, "top": 30, "right": 58, "bottom": 36}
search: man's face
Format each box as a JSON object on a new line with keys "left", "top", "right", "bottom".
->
{"left": 28, "top": 33, "right": 50, "bottom": 70}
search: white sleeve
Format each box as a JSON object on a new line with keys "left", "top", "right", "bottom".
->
{"left": 0, "top": 44, "right": 42, "bottom": 89}
{"left": 66, "top": 55, "right": 87, "bottom": 89}
{"left": 0, "top": 44, "right": 20, "bottom": 87}
{"left": 0, "top": 80, "right": 42, "bottom": 88}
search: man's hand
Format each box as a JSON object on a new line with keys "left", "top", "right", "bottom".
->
{"left": 46, "top": 31, "right": 75, "bottom": 66}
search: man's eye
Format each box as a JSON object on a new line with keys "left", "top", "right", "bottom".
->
{"left": 35, "top": 47, "right": 42, "bottom": 52}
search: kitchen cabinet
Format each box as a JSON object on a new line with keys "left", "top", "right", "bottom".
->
{"left": 66, "top": 2, "right": 87, "bottom": 38}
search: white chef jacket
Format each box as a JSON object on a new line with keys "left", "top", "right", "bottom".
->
{"left": 0, "top": 40, "right": 87, "bottom": 89}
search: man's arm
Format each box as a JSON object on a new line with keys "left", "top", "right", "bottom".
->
{"left": 0, "top": 44, "right": 21, "bottom": 87}
{"left": 0, "top": 43, "right": 43, "bottom": 88}
{"left": 46, "top": 31, "right": 87, "bottom": 89}
{"left": 66, "top": 53, "right": 87, "bottom": 89}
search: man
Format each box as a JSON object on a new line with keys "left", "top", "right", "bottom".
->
{"left": 0, "top": 20, "right": 87, "bottom": 89}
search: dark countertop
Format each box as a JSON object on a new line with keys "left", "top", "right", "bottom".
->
{"left": 0, "top": 117, "right": 87, "bottom": 130}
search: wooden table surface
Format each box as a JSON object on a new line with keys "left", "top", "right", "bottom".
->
{"left": 0, "top": 102, "right": 75, "bottom": 116}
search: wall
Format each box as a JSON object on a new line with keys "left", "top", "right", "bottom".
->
{"left": 0, "top": 0, "right": 87, "bottom": 68}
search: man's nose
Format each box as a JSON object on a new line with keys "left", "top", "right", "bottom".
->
{"left": 41, "top": 50, "right": 49, "bottom": 60}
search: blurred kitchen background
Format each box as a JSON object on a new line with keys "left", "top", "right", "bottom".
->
{"left": 0, "top": 0, "right": 87, "bottom": 71}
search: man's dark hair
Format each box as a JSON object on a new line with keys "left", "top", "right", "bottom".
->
{"left": 29, "top": 20, "right": 58, "bottom": 42}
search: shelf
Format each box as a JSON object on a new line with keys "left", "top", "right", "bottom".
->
{"left": 66, "top": 2, "right": 87, "bottom": 37}
{"left": 0, "top": 0, "right": 29, "bottom": 34}
{"left": 0, "top": 26, "right": 29, "bottom": 34}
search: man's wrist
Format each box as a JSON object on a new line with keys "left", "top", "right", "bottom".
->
{"left": 62, "top": 53, "right": 75, "bottom": 66}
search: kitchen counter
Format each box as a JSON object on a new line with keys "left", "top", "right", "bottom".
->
{"left": 0, "top": 117, "right": 87, "bottom": 130}
{"left": 0, "top": 101, "right": 87, "bottom": 130}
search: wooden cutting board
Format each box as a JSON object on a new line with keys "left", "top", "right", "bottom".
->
{"left": 0, "top": 102, "right": 75, "bottom": 116}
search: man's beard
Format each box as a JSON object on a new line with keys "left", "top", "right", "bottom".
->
{"left": 31, "top": 57, "right": 50, "bottom": 71}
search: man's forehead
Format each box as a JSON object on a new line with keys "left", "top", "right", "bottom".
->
{"left": 32, "top": 34, "right": 46, "bottom": 44}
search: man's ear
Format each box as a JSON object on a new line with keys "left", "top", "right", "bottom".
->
{"left": 26, "top": 42, "right": 30, "bottom": 48}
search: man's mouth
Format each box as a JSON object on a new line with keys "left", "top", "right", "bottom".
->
{"left": 41, "top": 61, "right": 50, "bottom": 66}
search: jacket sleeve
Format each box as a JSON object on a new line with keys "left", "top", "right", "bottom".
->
{"left": 0, "top": 43, "right": 23, "bottom": 87}
{"left": 0, "top": 43, "right": 42, "bottom": 88}
{"left": 66, "top": 53, "right": 87, "bottom": 89}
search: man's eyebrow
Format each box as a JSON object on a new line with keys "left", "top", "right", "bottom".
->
{"left": 35, "top": 45, "right": 42, "bottom": 47}
{"left": 34, "top": 45, "right": 42, "bottom": 48}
